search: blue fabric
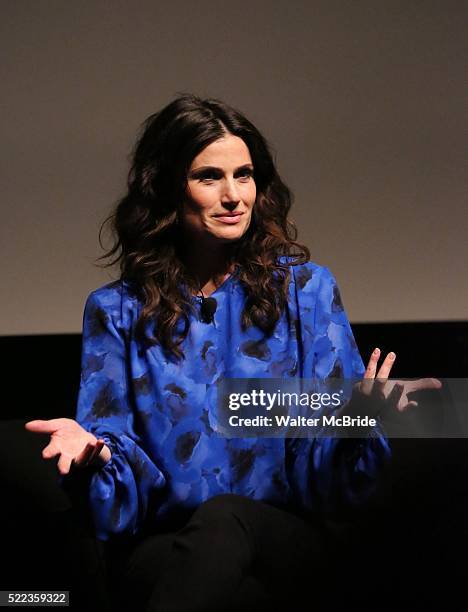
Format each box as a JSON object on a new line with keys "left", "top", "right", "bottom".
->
{"left": 72, "top": 261, "right": 391, "bottom": 540}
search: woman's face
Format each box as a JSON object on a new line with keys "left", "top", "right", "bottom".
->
{"left": 181, "top": 134, "right": 256, "bottom": 246}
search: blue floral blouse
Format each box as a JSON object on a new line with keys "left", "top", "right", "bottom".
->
{"left": 72, "top": 260, "right": 391, "bottom": 541}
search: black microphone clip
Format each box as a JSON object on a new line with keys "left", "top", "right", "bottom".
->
{"left": 199, "top": 295, "right": 217, "bottom": 324}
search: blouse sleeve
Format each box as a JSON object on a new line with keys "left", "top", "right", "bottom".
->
{"left": 70, "top": 288, "right": 166, "bottom": 541}
{"left": 286, "top": 265, "right": 391, "bottom": 517}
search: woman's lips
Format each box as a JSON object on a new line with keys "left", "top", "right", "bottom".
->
{"left": 213, "top": 213, "right": 244, "bottom": 224}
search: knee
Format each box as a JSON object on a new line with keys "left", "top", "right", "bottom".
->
{"left": 191, "top": 494, "right": 255, "bottom": 524}
{"left": 178, "top": 495, "right": 255, "bottom": 561}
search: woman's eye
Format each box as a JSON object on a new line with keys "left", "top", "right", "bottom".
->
{"left": 237, "top": 170, "right": 254, "bottom": 181}
{"left": 192, "top": 169, "right": 253, "bottom": 183}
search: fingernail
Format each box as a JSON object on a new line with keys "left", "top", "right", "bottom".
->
{"left": 373, "top": 348, "right": 380, "bottom": 355}
{"left": 389, "top": 352, "right": 396, "bottom": 359}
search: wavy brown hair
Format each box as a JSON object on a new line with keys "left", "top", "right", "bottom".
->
{"left": 97, "top": 93, "right": 310, "bottom": 361}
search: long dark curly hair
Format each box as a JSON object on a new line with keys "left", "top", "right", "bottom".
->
{"left": 97, "top": 93, "right": 310, "bottom": 361}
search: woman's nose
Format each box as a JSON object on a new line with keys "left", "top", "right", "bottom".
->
{"left": 221, "top": 177, "right": 241, "bottom": 204}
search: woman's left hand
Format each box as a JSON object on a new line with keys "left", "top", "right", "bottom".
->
{"left": 346, "top": 348, "right": 442, "bottom": 418}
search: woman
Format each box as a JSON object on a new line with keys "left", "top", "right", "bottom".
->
{"left": 25, "top": 94, "right": 438, "bottom": 611}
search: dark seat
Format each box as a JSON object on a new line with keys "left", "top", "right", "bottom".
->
{"left": 0, "top": 419, "right": 110, "bottom": 611}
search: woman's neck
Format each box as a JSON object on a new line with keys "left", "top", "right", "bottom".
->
{"left": 181, "top": 244, "right": 236, "bottom": 297}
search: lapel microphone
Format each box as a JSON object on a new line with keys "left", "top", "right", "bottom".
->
{"left": 199, "top": 294, "right": 217, "bottom": 323}
{"left": 196, "top": 281, "right": 217, "bottom": 323}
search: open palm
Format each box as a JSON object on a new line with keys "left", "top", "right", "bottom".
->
{"left": 25, "top": 418, "right": 110, "bottom": 475}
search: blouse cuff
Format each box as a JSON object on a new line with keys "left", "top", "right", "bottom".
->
{"left": 85, "top": 430, "right": 166, "bottom": 540}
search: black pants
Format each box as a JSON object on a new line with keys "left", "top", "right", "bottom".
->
{"left": 107, "top": 494, "right": 341, "bottom": 612}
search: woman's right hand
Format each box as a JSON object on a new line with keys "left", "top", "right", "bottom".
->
{"left": 24, "top": 418, "right": 112, "bottom": 475}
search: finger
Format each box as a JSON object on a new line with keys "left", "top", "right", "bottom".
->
{"left": 42, "top": 443, "right": 60, "bottom": 460}
{"left": 25, "top": 420, "right": 58, "bottom": 434}
{"left": 360, "top": 377, "right": 374, "bottom": 398}
{"left": 375, "top": 352, "right": 396, "bottom": 380}
{"left": 57, "top": 453, "right": 73, "bottom": 476}
{"left": 385, "top": 382, "right": 405, "bottom": 411}
{"left": 86, "top": 439, "right": 105, "bottom": 466}
{"left": 25, "top": 419, "right": 69, "bottom": 434}
{"left": 75, "top": 439, "right": 104, "bottom": 468}
{"left": 376, "top": 352, "right": 396, "bottom": 380}
{"left": 406, "top": 377, "right": 443, "bottom": 393}
{"left": 74, "top": 442, "right": 96, "bottom": 467}
{"left": 363, "top": 348, "right": 381, "bottom": 380}
{"left": 399, "top": 400, "right": 419, "bottom": 412}
{"left": 361, "top": 349, "right": 381, "bottom": 397}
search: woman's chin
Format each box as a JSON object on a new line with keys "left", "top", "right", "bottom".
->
{"left": 184, "top": 223, "right": 250, "bottom": 248}
{"left": 207, "top": 225, "right": 249, "bottom": 243}
{"left": 216, "top": 230, "right": 247, "bottom": 244}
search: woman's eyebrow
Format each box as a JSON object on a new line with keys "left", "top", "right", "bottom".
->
{"left": 190, "top": 163, "right": 254, "bottom": 173}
